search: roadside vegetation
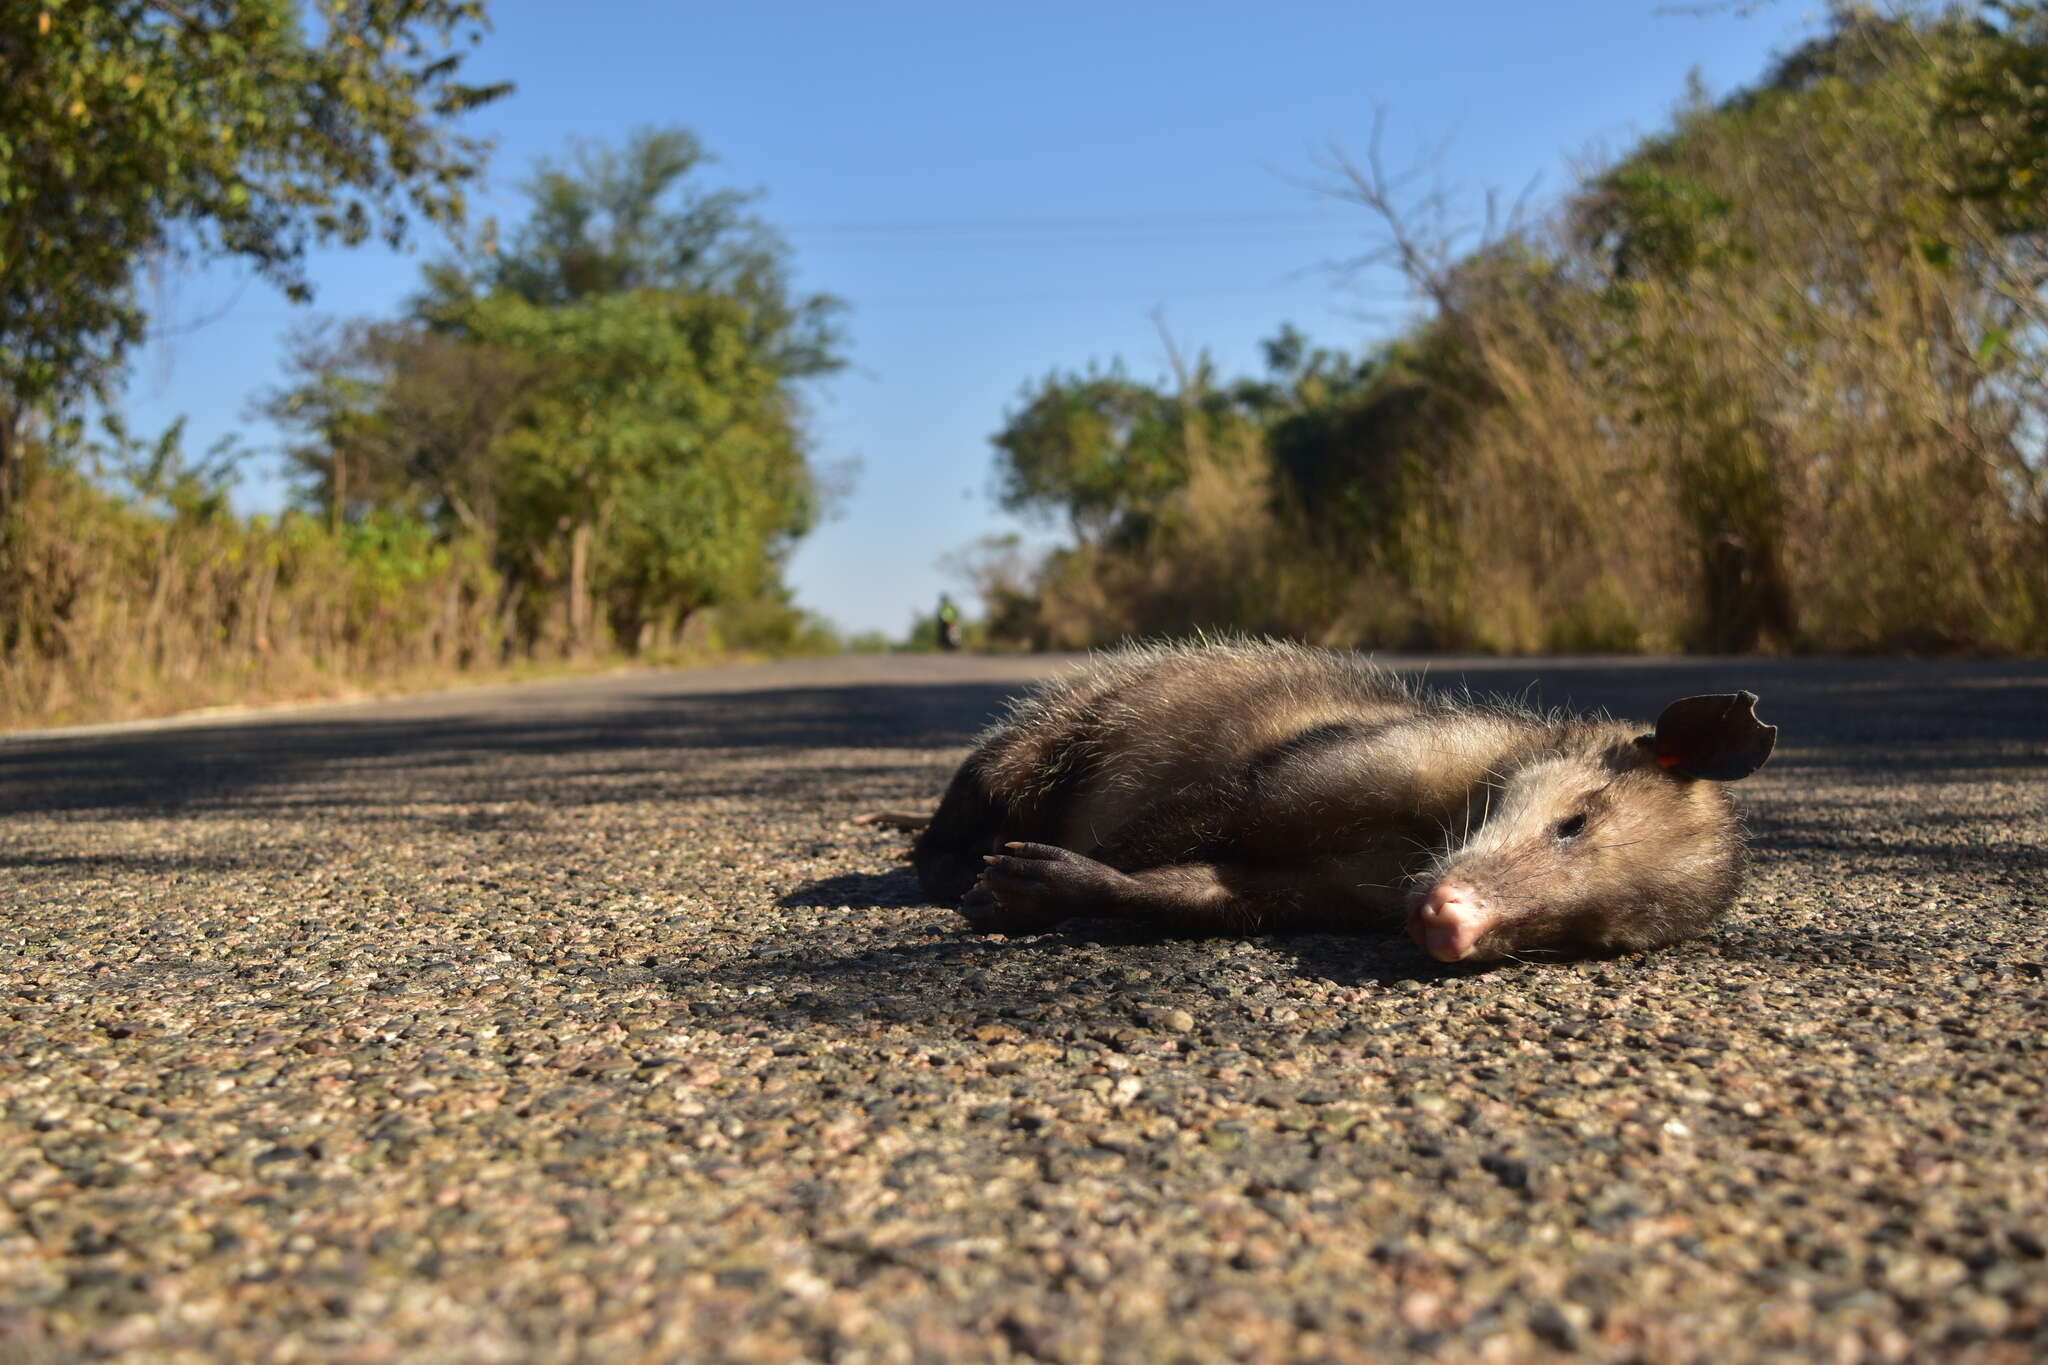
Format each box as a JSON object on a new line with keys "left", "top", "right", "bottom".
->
{"left": 4, "top": 5, "right": 2043, "bottom": 729}
{"left": 973, "top": 7, "right": 2048, "bottom": 655}
{"left": 0, "top": 4, "right": 841, "bottom": 729}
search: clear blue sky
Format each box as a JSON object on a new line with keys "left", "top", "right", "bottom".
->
{"left": 120, "top": 0, "right": 1817, "bottom": 638}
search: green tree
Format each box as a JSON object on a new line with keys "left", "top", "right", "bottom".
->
{"left": 990, "top": 367, "right": 1181, "bottom": 539}
{"left": 433, "top": 128, "right": 842, "bottom": 653}
{"left": 0, "top": 0, "right": 508, "bottom": 512}
{"left": 461, "top": 288, "right": 817, "bottom": 652}
{"left": 262, "top": 319, "right": 536, "bottom": 536}
{"left": 991, "top": 346, "right": 1263, "bottom": 541}
{"left": 269, "top": 127, "right": 845, "bottom": 657}
{"left": 1947, "top": 1, "right": 2048, "bottom": 233}
{"left": 422, "top": 126, "right": 844, "bottom": 380}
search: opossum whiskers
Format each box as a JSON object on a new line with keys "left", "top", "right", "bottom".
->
{"left": 1503, "top": 944, "right": 1571, "bottom": 965}
{"left": 1397, "top": 836, "right": 1444, "bottom": 867}
{"left": 1406, "top": 741, "right": 1512, "bottom": 783}
{"left": 1460, "top": 768, "right": 1510, "bottom": 850}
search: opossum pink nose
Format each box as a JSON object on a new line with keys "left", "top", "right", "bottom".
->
{"left": 1409, "top": 882, "right": 1494, "bottom": 962}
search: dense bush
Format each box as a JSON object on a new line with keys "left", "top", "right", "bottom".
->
{"left": 267, "top": 127, "right": 846, "bottom": 663}
{"left": 0, "top": 446, "right": 502, "bottom": 727}
{"left": 980, "top": 9, "right": 2048, "bottom": 655}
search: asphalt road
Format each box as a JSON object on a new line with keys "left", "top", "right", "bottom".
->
{"left": 1, "top": 652, "right": 2043, "bottom": 1364}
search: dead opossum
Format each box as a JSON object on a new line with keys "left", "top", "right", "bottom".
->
{"left": 867, "top": 639, "right": 1776, "bottom": 963}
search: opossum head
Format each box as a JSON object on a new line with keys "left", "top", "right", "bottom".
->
{"left": 1408, "top": 693, "right": 1776, "bottom": 963}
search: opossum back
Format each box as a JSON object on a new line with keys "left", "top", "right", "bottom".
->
{"left": 974, "top": 638, "right": 1418, "bottom": 801}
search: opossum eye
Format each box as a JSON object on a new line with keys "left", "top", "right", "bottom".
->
{"left": 1554, "top": 813, "right": 1588, "bottom": 841}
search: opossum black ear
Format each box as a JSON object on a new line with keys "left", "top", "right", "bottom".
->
{"left": 1652, "top": 692, "right": 1777, "bottom": 781}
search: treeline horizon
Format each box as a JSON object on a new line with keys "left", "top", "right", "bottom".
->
{"left": 967, "top": 7, "right": 2047, "bottom": 657}
{"left": 4, "top": 4, "right": 2046, "bottom": 731}
{"left": 1, "top": 1, "right": 851, "bottom": 728}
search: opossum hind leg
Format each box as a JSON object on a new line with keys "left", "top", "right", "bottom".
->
{"left": 852, "top": 810, "right": 932, "bottom": 831}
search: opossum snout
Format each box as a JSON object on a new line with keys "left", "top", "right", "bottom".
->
{"left": 1407, "top": 879, "right": 1498, "bottom": 963}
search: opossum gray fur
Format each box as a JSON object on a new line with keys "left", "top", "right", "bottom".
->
{"left": 878, "top": 638, "right": 1777, "bottom": 963}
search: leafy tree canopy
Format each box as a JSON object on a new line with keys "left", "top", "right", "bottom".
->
{"left": 421, "top": 126, "right": 845, "bottom": 382}
{"left": 267, "top": 126, "right": 844, "bottom": 653}
{"left": 1947, "top": 0, "right": 2048, "bottom": 232}
{"left": 0, "top": 0, "right": 508, "bottom": 432}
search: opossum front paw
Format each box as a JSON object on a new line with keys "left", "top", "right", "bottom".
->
{"left": 974, "top": 842, "right": 1131, "bottom": 924}
{"left": 956, "top": 877, "right": 1071, "bottom": 934}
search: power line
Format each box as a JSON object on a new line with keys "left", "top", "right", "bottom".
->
{"left": 783, "top": 210, "right": 1355, "bottom": 237}
{"left": 857, "top": 280, "right": 1331, "bottom": 310}
{"left": 798, "top": 231, "right": 1366, "bottom": 252}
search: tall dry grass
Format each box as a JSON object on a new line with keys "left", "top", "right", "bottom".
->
{"left": 989, "top": 15, "right": 2047, "bottom": 656}
{"left": 0, "top": 455, "right": 502, "bottom": 728}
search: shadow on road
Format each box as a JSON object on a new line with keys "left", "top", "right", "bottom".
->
{"left": 775, "top": 865, "right": 926, "bottom": 911}
{"left": 0, "top": 849, "right": 249, "bottom": 874}
{"left": 1751, "top": 812, "right": 2048, "bottom": 876}
{"left": 772, "top": 860, "right": 1459, "bottom": 992}
{"left": 655, "top": 914, "right": 1449, "bottom": 1036}
{"left": 0, "top": 680, "right": 1028, "bottom": 819}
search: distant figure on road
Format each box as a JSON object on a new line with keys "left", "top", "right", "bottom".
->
{"left": 935, "top": 594, "right": 962, "bottom": 652}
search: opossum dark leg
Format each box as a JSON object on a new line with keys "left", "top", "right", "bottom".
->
{"left": 909, "top": 760, "right": 1015, "bottom": 904}
{"left": 1069, "top": 793, "right": 1241, "bottom": 868}
{"left": 972, "top": 843, "right": 1408, "bottom": 935}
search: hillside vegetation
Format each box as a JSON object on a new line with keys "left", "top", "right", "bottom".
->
{"left": 973, "top": 9, "right": 2048, "bottom": 655}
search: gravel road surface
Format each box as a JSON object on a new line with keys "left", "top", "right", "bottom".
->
{"left": 2, "top": 653, "right": 2043, "bottom": 1364}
